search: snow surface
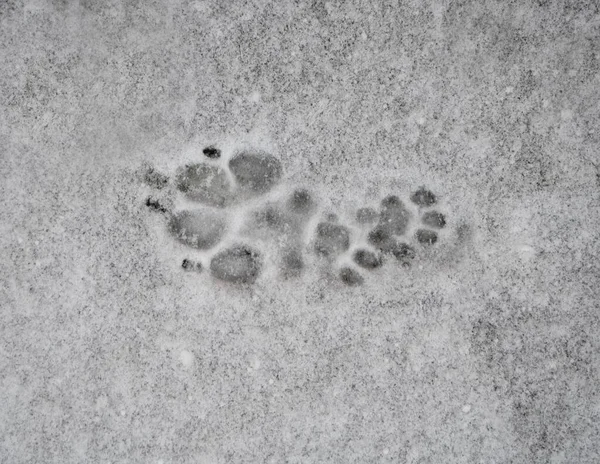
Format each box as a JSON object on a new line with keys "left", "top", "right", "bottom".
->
{"left": 1, "top": 1, "right": 599, "bottom": 463}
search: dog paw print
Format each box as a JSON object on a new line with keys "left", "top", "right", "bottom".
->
{"left": 142, "top": 146, "right": 293, "bottom": 284}
{"left": 142, "top": 147, "right": 455, "bottom": 287}
{"left": 326, "top": 186, "right": 452, "bottom": 286}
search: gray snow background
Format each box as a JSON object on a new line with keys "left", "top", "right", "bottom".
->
{"left": 1, "top": 1, "right": 599, "bottom": 463}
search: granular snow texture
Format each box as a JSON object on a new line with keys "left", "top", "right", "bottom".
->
{"left": 1, "top": 1, "right": 599, "bottom": 463}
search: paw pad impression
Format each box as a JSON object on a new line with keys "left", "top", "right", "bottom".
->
{"left": 314, "top": 222, "right": 351, "bottom": 257}
{"left": 210, "top": 245, "right": 262, "bottom": 284}
{"left": 229, "top": 151, "right": 282, "bottom": 195}
{"left": 175, "top": 164, "right": 232, "bottom": 207}
{"left": 168, "top": 210, "right": 227, "bottom": 250}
